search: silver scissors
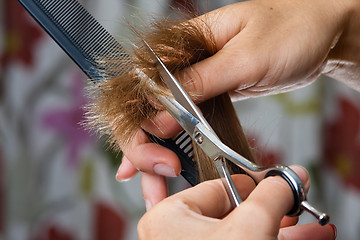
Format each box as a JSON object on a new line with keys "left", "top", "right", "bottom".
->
{"left": 143, "top": 40, "right": 329, "bottom": 225}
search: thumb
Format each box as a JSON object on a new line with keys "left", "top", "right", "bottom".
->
{"left": 179, "top": 46, "right": 267, "bottom": 102}
{"left": 227, "top": 166, "right": 309, "bottom": 236}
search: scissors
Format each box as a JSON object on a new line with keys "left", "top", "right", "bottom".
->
{"left": 142, "top": 40, "right": 330, "bottom": 225}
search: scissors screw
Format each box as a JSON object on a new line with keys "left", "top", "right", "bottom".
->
{"left": 194, "top": 132, "right": 203, "bottom": 144}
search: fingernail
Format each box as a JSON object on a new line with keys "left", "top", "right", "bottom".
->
{"left": 115, "top": 165, "right": 122, "bottom": 182}
{"left": 329, "top": 224, "right": 337, "bottom": 239}
{"left": 153, "top": 164, "right": 177, "bottom": 177}
{"left": 144, "top": 199, "right": 152, "bottom": 211}
{"left": 115, "top": 163, "right": 131, "bottom": 182}
{"left": 115, "top": 175, "right": 131, "bottom": 182}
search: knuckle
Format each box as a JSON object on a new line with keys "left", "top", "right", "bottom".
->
{"left": 241, "top": 201, "right": 274, "bottom": 224}
{"left": 263, "top": 176, "right": 291, "bottom": 193}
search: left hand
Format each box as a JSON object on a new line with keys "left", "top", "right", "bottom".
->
{"left": 116, "top": 0, "right": 360, "bottom": 207}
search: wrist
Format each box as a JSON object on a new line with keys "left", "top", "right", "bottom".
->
{"left": 328, "top": 0, "right": 360, "bottom": 64}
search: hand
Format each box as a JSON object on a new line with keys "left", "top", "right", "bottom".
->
{"left": 116, "top": 0, "right": 360, "bottom": 206}
{"left": 181, "top": 0, "right": 360, "bottom": 100}
{"left": 137, "top": 166, "right": 337, "bottom": 240}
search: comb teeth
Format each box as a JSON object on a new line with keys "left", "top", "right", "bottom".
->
{"left": 31, "top": 0, "right": 132, "bottom": 79}
{"left": 19, "top": 0, "right": 199, "bottom": 185}
{"left": 173, "top": 131, "right": 194, "bottom": 158}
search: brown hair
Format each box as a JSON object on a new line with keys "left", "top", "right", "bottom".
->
{"left": 86, "top": 15, "right": 256, "bottom": 182}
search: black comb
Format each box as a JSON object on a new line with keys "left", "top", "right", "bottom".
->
{"left": 18, "top": 0, "right": 199, "bottom": 186}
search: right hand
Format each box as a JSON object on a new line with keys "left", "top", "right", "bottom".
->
{"left": 138, "top": 167, "right": 336, "bottom": 240}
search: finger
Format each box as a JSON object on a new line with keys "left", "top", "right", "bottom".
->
{"left": 195, "top": 3, "right": 248, "bottom": 50}
{"left": 280, "top": 216, "right": 299, "bottom": 228}
{"left": 279, "top": 223, "right": 336, "bottom": 240}
{"left": 141, "top": 110, "right": 182, "bottom": 139}
{"left": 240, "top": 176, "right": 294, "bottom": 224}
{"left": 141, "top": 172, "right": 168, "bottom": 209}
{"left": 164, "top": 174, "right": 256, "bottom": 218}
{"left": 275, "top": 166, "right": 314, "bottom": 228}
{"left": 121, "top": 129, "right": 181, "bottom": 177}
{"left": 115, "top": 155, "right": 139, "bottom": 182}
{"left": 179, "top": 45, "right": 267, "bottom": 102}
{"left": 178, "top": 4, "right": 269, "bottom": 101}
{"left": 289, "top": 165, "right": 310, "bottom": 192}
{"left": 228, "top": 166, "right": 310, "bottom": 235}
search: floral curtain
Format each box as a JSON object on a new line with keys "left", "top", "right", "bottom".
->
{"left": 1, "top": 0, "right": 359, "bottom": 239}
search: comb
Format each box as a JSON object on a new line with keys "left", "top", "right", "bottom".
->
{"left": 18, "top": 0, "right": 198, "bottom": 186}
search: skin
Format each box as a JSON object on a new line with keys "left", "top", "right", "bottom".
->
{"left": 117, "top": 0, "right": 360, "bottom": 204}
{"left": 138, "top": 167, "right": 336, "bottom": 239}
{"left": 115, "top": 0, "right": 360, "bottom": 238}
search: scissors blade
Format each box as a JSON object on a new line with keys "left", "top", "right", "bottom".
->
{"left": 143, "top": 40, "right": 211, "bottom": 130}
{"left": 157, "top": 95, "right": 199, "bottom": 135}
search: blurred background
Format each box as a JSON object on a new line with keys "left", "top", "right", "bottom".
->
{"left": 1, "top": 0, "right": 360, "bottom": 239}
